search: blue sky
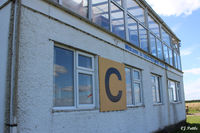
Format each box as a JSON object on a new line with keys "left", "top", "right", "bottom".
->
{"left": 146, "top": 0, "right": 200, "bottom": 100}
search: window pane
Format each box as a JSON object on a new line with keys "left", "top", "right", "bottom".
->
{"left": 169, "top": 48, "right": 173, "bottom": 66}
{"left": 161, "top": 28, "right": 170, "bottom": 45}
{"left": 164, "top": 45, "right": 169, "bottom": 63}
{"left": 174, "top": 52, "right": 178, "bottom": 69}
{"left": 127, "top": 0, "right": 145, "bottom": 24}
{"left": 127, "top": 16, "right": 139, "bottom": 46}
{"left": 134, "top": 83, "right": 141, "bottom": 104}
{"left": 111, "top": 3, "right": 125, "bottom": 39}
{"left": 78, "top": 54, "right": 92, "bottom": 69}
{"left": 150, "top": 34, "right": 157, "bottom": 57}
{"left": 155, "top": 77, "right": 161, "bottom": 103}
{"left": 113, "top": 0, "right": 122, "bottom": 5}
{"left": 78, "top": 73, "right": 93, "bottom": 104}
{"left": 177, "top": 55, "right": 181, "bottom": 70}
{"left": 177, "top": 82, "right": 181, "bottom": 101}
{"left": 92, "top": 0, "right": 109, "bottom": 30}
{"left": 54, "top": 47, "right": 74, "bottom": 107}
{"left": 139, "top": 25, "right": 148, "bottom": 52}
{"left": 148, "top": 15, "right": 160, "bottom": 38}
{"left": 61, "top": 0, "right": 88, "bottom": 18}
{"left": 133, "top": 70, "right": 140, "bottom": 80}
{"left": 125, "top": 68, "right": 133, "bottom": 105}
{"left": 151, "top": 76, "right": 156, "bottom": 103}
{"left": 156, "top": 39, "right": 163, "bottom": 60}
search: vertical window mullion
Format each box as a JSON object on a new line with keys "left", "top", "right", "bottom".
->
{"left": 88, "top": 0, "right": 92, "bottom": 20}
{"left": 108, "top": 0, "right": 112, "bottom": 32}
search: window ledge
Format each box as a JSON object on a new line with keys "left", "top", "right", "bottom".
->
{"left": 153, "top": 103, "right": 163, "bottom": 106}
{"left": 52, "top": 107, "right": 97, "bottom": 113}
{"left": 127, "top": 104, "right": 145, "bottom": 108}
{"left": 170, "top": 101, "right": 182, "bottom": 104}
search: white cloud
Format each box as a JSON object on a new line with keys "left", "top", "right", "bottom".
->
{"left": 54, "top": 64, "right": 67, "bottom": 76}
{"left": 181, "top": 48, "right": 193, "bottom": 56}
{"left": 184, "top": 78, "right": 200, "bottom": 100}
{"left": 146, "top": 0, "right": 200, "bottom": 16}
{"left": 184, "top": 68, "right": 200, "bottom": 75}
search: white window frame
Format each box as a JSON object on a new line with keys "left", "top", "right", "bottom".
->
{"left": 151, "top": 74, "right": 162, "bottom": 104}
{"left": 125, "top": 66, "right": 143, "bottom": 107}
{"left": 53, "top": 45, "right": 95, "bottom": 111}
{"left": 168, "top": 80, "right": 181, "bottom": 103}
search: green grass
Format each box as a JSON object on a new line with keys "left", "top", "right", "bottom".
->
{"left": 188, "top": 109, "right": 200, "bottom": 114}
{"left": 187, "top": 116, "right": 200, "bottom": 124}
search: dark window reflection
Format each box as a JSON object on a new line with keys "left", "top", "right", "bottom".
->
{"left": 79, "top": 73, "right": 93, "bottom": 104}
{"left": 92, "top": 0, "right": 109, "bottom": 30}
{"left": 54, "top": 47, "right": 74, "bottom": 107}
{"left": 111, "top": 3, "right": 125, "bottom": 39}
{"left": 127, "top": 16, "right": 139, "bottom": 46}
{"left": 78, "top": 54, "right": 92, "bottom": 69}
{"left": 62, "top": 0, "right": 88, "bottom": 18}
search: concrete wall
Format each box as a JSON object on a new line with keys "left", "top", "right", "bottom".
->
{"left": 16, "top": 0, "right": 186, "bottom": 133}
{"left": 0, "top": 2, "right": 11, "bottom": 133}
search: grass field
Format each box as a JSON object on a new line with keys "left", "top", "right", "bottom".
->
{"left": 186, "top": 102, "right": 200, "bottom": 114}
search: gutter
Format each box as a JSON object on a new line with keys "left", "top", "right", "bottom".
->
{"left": 6, "top": 0, "right": 21, "bottom": 132}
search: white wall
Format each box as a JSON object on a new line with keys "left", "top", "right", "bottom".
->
{"left": 0, "top": 2, "right": 11, "bottom": 133}
{"left": 16, "top": 1, "right": 186, "bottom": 133}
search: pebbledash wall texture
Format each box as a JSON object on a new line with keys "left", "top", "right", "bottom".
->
{"left": 0, "top": 0, "right": 186, "bottom": 133}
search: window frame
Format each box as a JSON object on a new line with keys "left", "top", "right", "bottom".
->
{"left": 125, "top": 66, "right": 143, "bottom": 107}
{"left": 168, "top": 80, "right": 181, "bottom": 103}
{"left": 53, "top": 45, "right": 96, "bottom": 111}
{"left": 151, "top": 74, "right": 162, "bottom": 104}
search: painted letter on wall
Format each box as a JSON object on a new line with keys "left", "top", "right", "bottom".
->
{"left": 99, "top": 57, "right": 127, "bottom": 112}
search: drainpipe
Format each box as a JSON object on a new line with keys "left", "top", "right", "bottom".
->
{"left": 7, "top": 0, "right": 20, "bottom": 133}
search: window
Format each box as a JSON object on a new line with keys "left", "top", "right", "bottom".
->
{"left": 54, "top": 46, "right": 95, "bottom": 109}
{"left": 92, "top": 0, "right": 109, "bottom": 30}
{"left": 127, "top": 0, "right": 145, "bottom": 24}
{"left": 163, "top": 44, "right": 169, "bottom": 64}
{"left": 148, "top": 15, "right": 160, "bottom": 38}
{"left": 168, "top": 80, "right": 181, "bottom": 102}
{"left": 139, "top": 25, "right": 148, "bottom": 52}
{"left": 127, "top": 15, "right": 139, "bottom": 46}
{"left": 151, "top": 74, "right": 162, "bottom": 104}
{"left": 111, "top": 2, "right": 125, "bottom": 39}
{"left": 168, "top": 48, "right": 173, "bottom": 66}
{"left": 156, "top": 39, "right": 163, "bottom": 60}
{"left": 125, "top": 67, "right": 143, "bottom": 106}
{"left": 161, "top": 28, "right": 170, "bottom": 45}
{"left": 173, "top": 52, "right": 178, "bottom": 69}
{"left": 150, "top": 33, "right": 157, "bottom": 57}
{"left": 60, "top": 0, "right": 88, "bottom": 18}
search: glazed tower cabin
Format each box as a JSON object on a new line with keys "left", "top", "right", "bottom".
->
{"left": 0, "top": 0, "right": 185, "bottom": 133}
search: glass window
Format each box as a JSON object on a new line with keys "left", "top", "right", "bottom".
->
{"left": 125, "top": 68, "right": 133, "bottom": 105}
{"left": 163, "top": 44, "right": 169, "bottom": 64}
{"left": 78, "top": 54, "right": 92, "bottom": 69}
{"left": 169, "top": 48, "right": 173, "bottom": 66}
{"left": 177, "top": 55, "right": 182, "bottom": 70}
{"left": 168, "top": 80, "right": 181, "bottom": 102}
{"left": 176, "top": 82, "right": 181, "bottom": 101}
{"left": 156, "top": 39, "right": 163, "bottom": 60}
{"left": 92, "top": 0, "right": 109, "bottom": 30}
{"left": 174, "top": 52, "right": 178, "bottom": 69}
{"left": 151, "top": 75, "right": 162, "bottom": 103}
{"left": 78, "top": 73, "right": 93, "bottom": 104}
{"left": 150, "top": 34, "right": 157, "bottom": 57}
{"left": 125, "top": 67, "right": 143, "bottom": 106}
{"left": 127, "top": 0, "right": 145, "bottom": 24}
{"left": 111, "top": 3, "right": 125, "bottom": 39}
{"left": 113, "top": 0, "right": 122, "bottom": 6}
{"left": 61, "top": 0, "right": 88, "bottom": 18}
{"left": 148, "top": 15, "right": 160, "bottom": 38}
{"left": 127, "top": 16, "right": 139, "bottom": 46}
{"left": 139, "top": 25, "right": 148, "bottom": 52}
{"left": 54, "top": 47, "right": 74, "bottom": 107}
{"left": 54, "top": 46, "right": 95, "bottom": 109}
{"left": 161, "top": 28, "right": 170, "bottom": 45}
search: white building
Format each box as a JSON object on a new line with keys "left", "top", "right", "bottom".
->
{"left": 0, "top": 0, "right": 186, "bottom": 133}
